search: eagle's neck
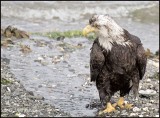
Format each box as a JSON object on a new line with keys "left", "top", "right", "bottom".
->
{"left": 98, "top": 26, "right": 131, "bottom": 51}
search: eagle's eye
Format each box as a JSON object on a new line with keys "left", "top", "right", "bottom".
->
{"left": 89, "top": 17, "right": 96, "bottom": 24}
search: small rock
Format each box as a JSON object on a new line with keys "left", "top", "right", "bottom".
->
{"left": 55, "top": 108, "right": 60, "bottom": 111}
{"left": 133, "top": 107, "right": 141, "bottom": 112}
{"left": 150, "top": 100, "right": 155, "bottom": 103}
{"left": 148, "top": 84, "right": 154, "bottom": 89}
{"left": 6, "top": 87, "right": 11, "bottom": 92}
{"left": 121, "top": 110, "right": 127, "bottom": 116}
{"left": 130, "top": 113, "right": 137, "bottom": 116}
{"left": 141, "top": 112, "right": 146, "bottom": 115}
{"left": 124, "top": 100, "right": 128, "bottom": 104}
{"left": 146, "top": 79, "right": 151, "bottom": 82}
{"left": 38, "top": 85, "right": 43, "bottom": 88}
{"left": 56, "top": 36, "right": 65, "bottom": 41}
{"left": 116, "top": 111, "right": 120, "bottom": 114}
{"left": 77, "top": 43, "right": 82, "bottom": 47}
{"left": 4, "top": 96, "right": 11, "bottom": 100}
{"left": 38, "top": 57, "right": 44, "bottom": 61}
{"left": 57, "top": 46, "right": 65, "bottom": 52}
{"left": 27, "top": 91, "right": 34, "bottom": 96}
{"left": 12, "top": 91, "right": 20, "bottom": 97}
{"left": 15, "top": 113, "right": 26, "bottom": 117}
{"left": 41, "top": 61, "right": 48, "bottom": 66}
{"left": 85, "top": 65, "right": 89, "bottom": 68}
{"left": 139, "top": 115, "right": 143, "bottom": 117}
{"left": 20, "top": 45, "right": 32, "bottom": 54}
{"left": 139, "top": 89, "right": 156, "bottom": 96}
{"left": 142, "top": 107, "right": 149, "bottom": 112}
{"left": 28, "top": 95, "right": 45, "bottom": 100}
{"left": 51, "top": 85, "right": 56, "bottom": 88}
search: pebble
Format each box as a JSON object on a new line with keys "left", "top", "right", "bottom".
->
{"left": 130, "top": 113, "right": 137, "bottom": 116}
{"left": 146, "top": 79, "right": 151, "bottom": 82}
{"left": 139, "top": 115, "right": 143, "bottom": 117}
{"left": 15, "top": 113, "right": 26, "bottom": 117}
{"left": 139, "top": 89, "right": 156, "bottom": 96}
{"left": 133, "top": 107, "right": 141, "bottom": 112}
{"left": 52, "top": 84, "right": 56, "bottom": 88}
{"left": 6, "top": 87, "right": 11, "bottom": 92}
{"left": 28, "top": 95, "right": 45, "bottom": 100}
{"left": 150, "top": 100, "right": 155, "bottom": 103}
{"left": 121, "top": 110, "right": 127, "bottom": 116}
{"left": 142, "top": 107, "right": 149, "bottom": 112}
{"left": 148, "top": 84, "right": 154, "bottom": 89}
{"left": 38, "top": 85, "right": 43, "bottom": 88}
{"left": 37, "top": 57, "right": 44, "bottom": 61}
{"left": 141, "top": 112, "right": 146, "bottom": 115}
{"left": 27, "top": 91, "right": 34, "bottom": 96}
{"left": 57, "top": 36, "right": 65, "bottom": 41}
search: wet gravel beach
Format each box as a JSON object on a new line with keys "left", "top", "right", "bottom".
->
{"left": 1, "top": 32, "right": 159, "bottom": 117}
{"left": 1, "top": 58, "right": 71, "bottom": 117}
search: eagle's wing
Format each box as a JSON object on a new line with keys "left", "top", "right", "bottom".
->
{"left": 127, "top": 31, "right": 147, "bottom": 80}
{"left": 90, "top": 40, "right": 105, "bottom": 82}
{"left": 136, "top": 44, "right": 147, "bottom": 80}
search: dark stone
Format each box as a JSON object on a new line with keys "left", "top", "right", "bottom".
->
{"left": 56, "top": 36, "right": 65, "bottom": 41}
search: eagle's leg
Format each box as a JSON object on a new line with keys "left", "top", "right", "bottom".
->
{"left": 98, "top": 89, "right": 115, "bottom": 114}
{"left": 125, "top": 77, "right": 140, "bottom": 109}
{"left": 132, "top": 79, "right": 139, "bottom": 101}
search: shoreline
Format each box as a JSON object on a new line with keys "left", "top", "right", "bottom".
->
{"left": 1, "top": 58, "right": 71, "bottom": 117}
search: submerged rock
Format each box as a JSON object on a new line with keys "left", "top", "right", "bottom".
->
{"left": 1, "top": 38, "right": 14, "bottom": 47}
{"left": 19, "top": 44, "right": 32, "bottom": 54}
{"left": 2, "top": 26, "right": 29, "bottom": 39}
{"left": 56, "top": 36, "right": 65, "bottom": 41}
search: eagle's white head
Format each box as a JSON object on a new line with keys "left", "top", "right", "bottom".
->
{"left": 83, "top": 14, "right": 131, "bottom": 51}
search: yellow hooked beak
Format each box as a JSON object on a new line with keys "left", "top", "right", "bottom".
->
{"left": 82, "top": 25, "right": 96, "bottom": 37}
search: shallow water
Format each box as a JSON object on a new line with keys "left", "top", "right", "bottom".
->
{"left": 1, "top": 36, "right": 100, "bottom": 116}
{"left": 1, "top": 1, "right": 159, "bottom": 117}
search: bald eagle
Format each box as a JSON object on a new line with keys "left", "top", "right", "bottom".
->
{"left": 83, "top": 14, "right": 147, "bottom": 114}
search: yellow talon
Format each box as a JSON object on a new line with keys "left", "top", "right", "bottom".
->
{"left": 112, "top": 103, "right": 117, "bottom": 108}
{"left": 124, "top": 103, "right": 133, "bottom": 109}
{"left": 116, "top": 97, "right": 133, "bottom": 109}
{"left": 117, "top": 97, "right": 125, "bottom": 109}
{"left": 98, "top": 102, "right": 116, "bottom": 115}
